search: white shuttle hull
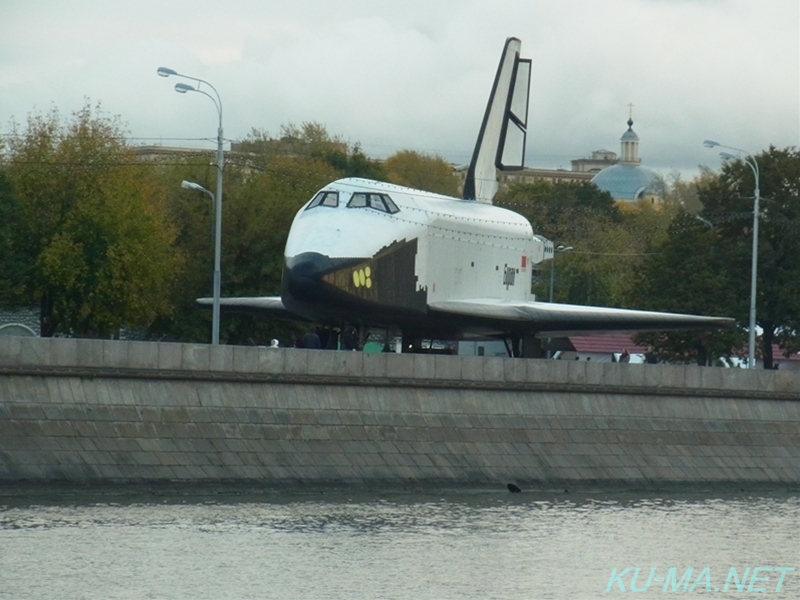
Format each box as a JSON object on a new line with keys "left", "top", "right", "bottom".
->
{"left": 199, "top": 38, "right": 733, "bottom": 349}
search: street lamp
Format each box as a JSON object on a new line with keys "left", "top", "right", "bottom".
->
{"left": 181, "top": 180, "right": 214, "bottom": 199}
{"left": 159, "top": 67, "right": 224, "bottom": 345}
{"left": 704, "top": 139, "right": 760, "bottom": 368}
{"left": 549, "top": 245, "right": 573, "bottom": 303}
{"left": 181, "top": 180, "right": 214, "bottom": 239}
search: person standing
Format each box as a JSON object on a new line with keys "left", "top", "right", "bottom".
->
{"left": 301, "top": 329, "right": 321, "bottom": 349}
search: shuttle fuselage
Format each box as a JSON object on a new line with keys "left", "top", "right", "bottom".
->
{"left": 282, "top": 178, "right": 552, "bottom": 337}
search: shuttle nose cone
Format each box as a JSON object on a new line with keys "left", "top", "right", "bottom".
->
{"left": 282, "top": 251, "right": 366, "bottom": 321}
{"left": 283, "top": 252, "right": 333, "bottom": 302}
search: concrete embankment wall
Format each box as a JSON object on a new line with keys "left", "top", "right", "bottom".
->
{"left": 0, "top": 337, "right": 799, "bottom": 484}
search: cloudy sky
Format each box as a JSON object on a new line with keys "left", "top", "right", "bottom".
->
{"left": 2, "top": 0, "right": 798, "bottom": 179}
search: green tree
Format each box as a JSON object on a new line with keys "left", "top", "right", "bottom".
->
{"left": 149, "top": 121, "right": 385, "bottom": 344}
{"left": 317, "top": 142, "right": 386, "bottom": 180}
{"left": 633, "top": 211, "right": 745, "bottom": 365}
{"left": 495, "top": 180, "right": 641, "bottom": 306}
{"left": 145, "top": 158, "right": 222, "bottom": 343}
{"left": 0, "top": 171, "right": 29, "bottom": 306}
{"left": 237, "top": 122, "right": 386, "bottom": 180}
{"left": 658, "top": 168, "right": 717, "bottom": 214}
{"left": 148, "top": 149, "right": 340, "bottom": 346}
{"left": 220, "top": 154, "right": 339, "bottom": 345}
{"left": 1, "top": 103, "right": 183, "bottom": 337}
{"left": 384, "top": 150, "right": 459, "bottom": 195}
{"left": 496, "top": 180, "right": 620, "bottom": 244}
{"left": 698, "top": 146, "right": 800, "bottom": 368}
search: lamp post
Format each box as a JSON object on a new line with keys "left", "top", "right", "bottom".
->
{"left": 703, "top": 139, "right": 760, "bottom": 368}
{"left": 159, "top": 67, "right": 224, "bottom": 345}
{"left": 547, "top": 245, "right": 572, "bottom": 358}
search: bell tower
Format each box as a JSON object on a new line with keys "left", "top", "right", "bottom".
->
{"left": 620, "top": 104, "right": 641, "bottom": 165}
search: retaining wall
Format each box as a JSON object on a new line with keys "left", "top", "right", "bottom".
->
{"left": 1, "top": 337, "right": 799, "bottom": 484}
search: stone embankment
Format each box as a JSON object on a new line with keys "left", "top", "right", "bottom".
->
{"left": 1, "top": 337, "right": 798, "bottom": 484}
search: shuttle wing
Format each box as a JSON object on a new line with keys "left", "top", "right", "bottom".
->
{"left": 429, "top": 298, "right": 735, "bottom": 338}
{"left": 196, "top": 296, "right": 310, "bottom": 321}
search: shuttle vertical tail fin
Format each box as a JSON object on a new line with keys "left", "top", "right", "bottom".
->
{"left": 463, "top": 37, "right": 531, "bottom": 204}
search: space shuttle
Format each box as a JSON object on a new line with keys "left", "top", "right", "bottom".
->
{"left": 203, "top": 38, "right": 733, "bottom": 354}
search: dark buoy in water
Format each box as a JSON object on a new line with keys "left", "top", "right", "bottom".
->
{"left": 507, "top": 483, "right": 522, "bottom": 493}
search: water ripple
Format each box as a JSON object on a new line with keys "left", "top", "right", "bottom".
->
{"left": 0, "top": 490, "right": 797, "bottom": 599}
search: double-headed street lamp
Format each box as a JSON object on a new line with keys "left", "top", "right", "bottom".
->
{"left": 158, "top": 67, "right": 224, "bottom": 345}
{"left": 704, "top": 139, "right": 760, "bottom": 368}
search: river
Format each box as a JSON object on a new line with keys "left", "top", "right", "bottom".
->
{"left": 0, "top": 485, "right": 797, "bottom": 599}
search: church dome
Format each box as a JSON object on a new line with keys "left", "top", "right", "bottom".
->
{"left": 591, "top": 163, "right": 660, "bottom": 200}
{"left": 591, "top": 113, "right": 660, "bottom": 201}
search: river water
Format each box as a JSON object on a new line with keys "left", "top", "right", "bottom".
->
{"left": 0, "top": 485, "right": 797, "bottom": 599}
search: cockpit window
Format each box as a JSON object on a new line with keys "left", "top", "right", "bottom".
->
{"left": 348, "top": 193, "right": 368, "bottom": 208}
{"left": 305, "top": 191, "right": 339, "bottom": 210}
{"left": 381, "top": 195, "right": 400, "bottom": 214}
{"left": 347, "top": 193, "right": 400, "bottom": 214}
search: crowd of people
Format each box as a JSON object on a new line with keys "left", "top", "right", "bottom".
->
{"left": 265, "top": 326, "right": 361, "bottom": 351}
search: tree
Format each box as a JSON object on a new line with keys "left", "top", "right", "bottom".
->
{"left": 236, "top": 122, "right": 386, "bottom": 180}
{"left": 384, "top": 150, "right": 459, "bottom": 196}
{"left": 698, "top": 146, "right": 800, "bottom": 368}
{"left": 1, "top": 103, "right": 183, "bottom": 337}
{"left": 148, "top": 121, "right": 386, "bottom": 345}
{"left": 633, "top": 211, "right": 745, "bottom": 365}
{"left": 144, "top": 158, "right": 223, "bottom": 343}
{"left": 0, "top": 171, "right": 29, "bottom": 306}
{"left": 147, "top": 145, "right": 340, "bottom": 346}
{"left": 219, "top": 154, "right": 340, "bottom": 345}
{"left": 495, "top": 180, "right": 642, "bottom": 306}
{"left": 317, "top": 142, "right": 386, "bottom": 180}
{"left": 496, "top": 180, "right": 620, "bottom": 244}
{"left": 658, "top": 168, "right": 717, "bottom": 214}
